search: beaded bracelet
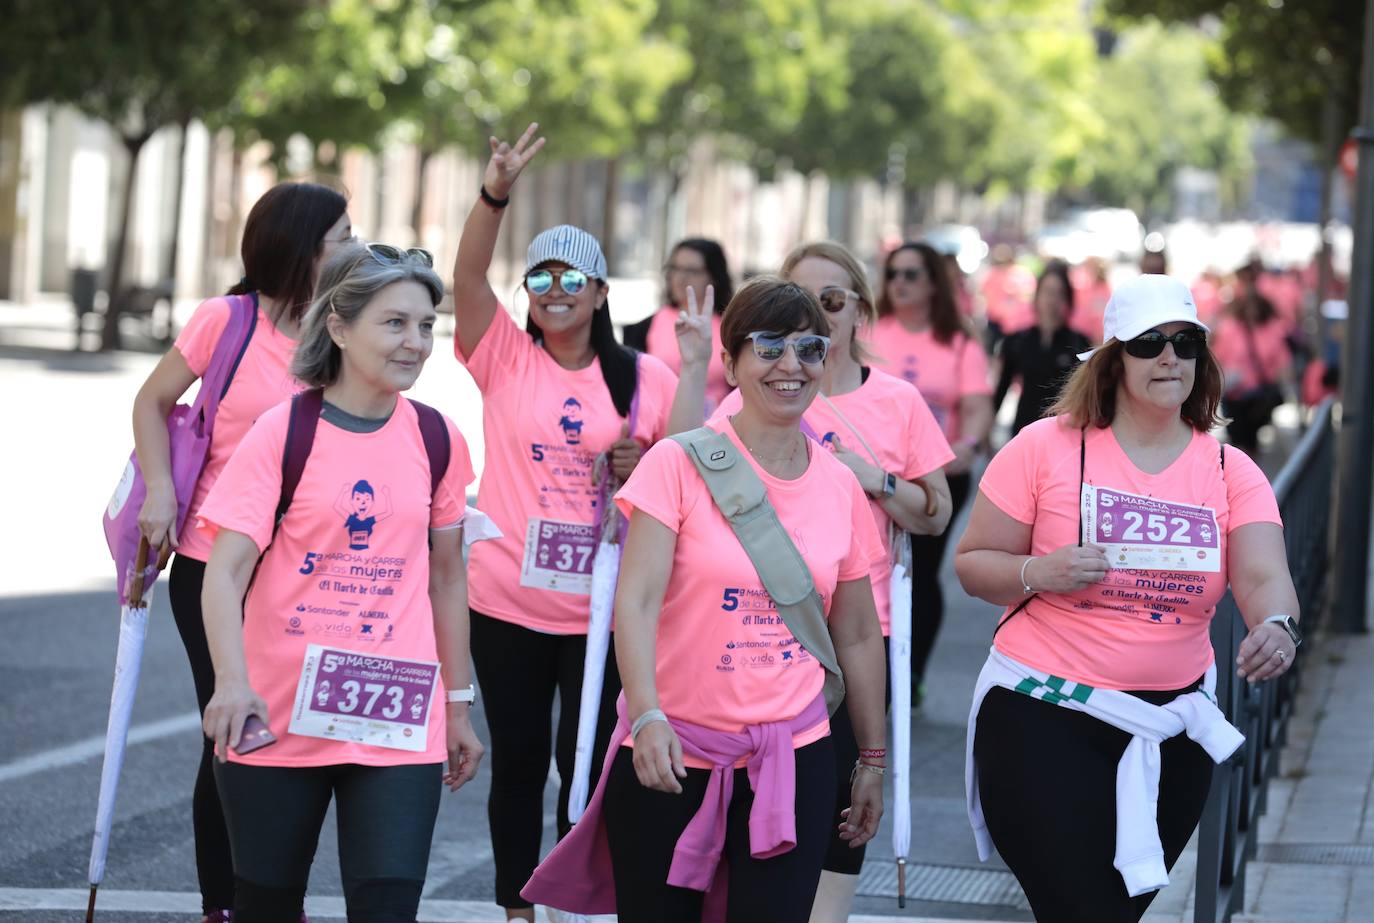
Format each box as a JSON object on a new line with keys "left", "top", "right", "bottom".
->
{"left": 851, "top": 761, "right": 887, "bottom": 782}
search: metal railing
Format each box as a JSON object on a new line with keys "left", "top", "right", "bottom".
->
{"left": 1193, "top": 398, "right": 1336, "bottom": 923}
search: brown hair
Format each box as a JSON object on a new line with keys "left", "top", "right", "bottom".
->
{"left": 876, "top": 241, "right": 971, "bottom": 345}
{"left": 779, "top": 241, "right": 876, "bottom": 363}
{"left": 720, "top": 275, "right": 828, "bottom": 361}
{"left": 1048, "top": 340, "right": 1225, "bottom": 432}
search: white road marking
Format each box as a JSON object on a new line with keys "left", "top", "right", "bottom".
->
{"left": 0, "top": 887, "right": 1019, "bottom": 921}
{"left": 0, "top": 711, "right": 201, "bottom": 784}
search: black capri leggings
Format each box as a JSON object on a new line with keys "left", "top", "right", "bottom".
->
{"left": 910, "top": 471, "right": 972, "bottom": 688}
{"left": 823, "top": 636, "right": 891, "bottom": 874}
{"left": 602, "top": 737, "right": 836, "bottom": 923}
{"left": 213, "top": 760, "right": 442, "bottom": 923}
{"left": 973, "top": 682, "right": 1214, "bottom": 922}
{"left": 167, "top": 554, "right": 235, "bottom": 912}
{"left": 469, "top": 609, "right": 622, "bottom": 909}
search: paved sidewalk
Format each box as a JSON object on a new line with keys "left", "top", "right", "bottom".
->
{"left": 1142, "top": 630, "right": 1374, "bottom": 923}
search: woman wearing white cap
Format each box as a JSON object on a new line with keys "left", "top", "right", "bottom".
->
{"left": 954, "top": 274, "right": 1301, "bottom": 921}
{"left": 450, "top": 123, "right": 712, "bottom": 922}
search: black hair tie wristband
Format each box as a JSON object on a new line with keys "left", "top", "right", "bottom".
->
{"left": 479, "top": 185, "right": 510, "bottom": 209}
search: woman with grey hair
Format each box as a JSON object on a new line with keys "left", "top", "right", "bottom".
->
{"left": 197, "top": 242, "right": 486, "bottom": 922}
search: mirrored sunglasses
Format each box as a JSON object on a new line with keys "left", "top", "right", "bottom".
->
{"left": 817, "top": 286, "right": 860, "bottom": 314}
{"left": 526, "top": 268, "right": 589, "bottom": 296}
{"left": 745, "top": 331, "right": 830, "bottom": 365}
{"left": 1123, "top": 328, "right": 1206, "bottom": 360}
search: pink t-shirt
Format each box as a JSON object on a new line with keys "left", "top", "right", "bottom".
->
{"left": 978, "top": 417, "right": 1281, "bottom": 690}
{"left": 173, "top": 295, "right": 303, "bottom": 561}
{"left": 1070, "top": 278, "right": 1111, "bottom": 343}
{"left": 980, "top": 265, "right": 1036, "bottom": 334}
{"left": 713, "top": 369, "right": 953, "bottom": 632}
{"left": 614, "top": 419, "right": 884, "bottom": 762}
{"left": 1211, "top": 316, "right": 1292, "bottom": 394}
{"left": 869, "top": 315, "right": 992, "bottom": 441}
{"left": 196, "top": 399, "right": 476, "bottom": 767}
{"left": 458, "top": 306, "right": 678, "bottom": 634}
{"left": 643, "top": 306, "right": 731, "bottom": 415}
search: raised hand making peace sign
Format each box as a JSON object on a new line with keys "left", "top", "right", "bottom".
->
{"left": 674, "top": 283, "right": 716, "bottom": 369}
{"left": 484, "top": 122, "right": 547, "bottom": 200}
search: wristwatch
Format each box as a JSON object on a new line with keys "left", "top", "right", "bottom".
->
{"left": 1263, "top": 614, "right": 1302, "bottom": 648}
{"left": 446, "top": 684, "right": 476, "bottom": 703}
{"left": 879, "top": 471, "right": 898, "bottom": 499}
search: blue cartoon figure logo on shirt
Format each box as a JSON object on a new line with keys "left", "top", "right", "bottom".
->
{"left": 334, "top": 479, "right": 393, "bottom": 550}
{"left": 559, "top": 397, "right": 584, "bottom": 445}
{"left": 820, "top": 431, "right": 838, "bottom": 449}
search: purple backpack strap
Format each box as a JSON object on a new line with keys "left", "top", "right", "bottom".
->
{"left": 627, "top": 354, "right": 642, "bottom": 437}
{"left": 276, "top": 388, "right": 324, "bottom": 530}
{"left": 194, "top": 293, "right": 258, "bottom": 432}
{"left": 799, "top": 417, "right": 821, "bottom": 443}
{"left": 407, "top": 398, "right": 451, "bottom": 495}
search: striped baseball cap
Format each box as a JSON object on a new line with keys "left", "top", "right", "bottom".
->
{"left": 526, "top": 225, "right": 607, "bottom": 280}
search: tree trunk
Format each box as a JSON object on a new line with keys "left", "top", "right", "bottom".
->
{"left": 601, "top": 156, "right": 619, "bottom": 273}
{"left": 100, "top": 131, "right": 151, "bottom": 351}
{"left": 411, "top": 146, "right": 435, "bottom": 244}
{"left": 165, "top": 115, "right": 192, "bottom": 293}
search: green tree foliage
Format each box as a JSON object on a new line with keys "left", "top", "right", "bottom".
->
{"left": 1075, "top": 22, "right": 1252, "bottom": 221}
{"left": 0, "top": 0, "right": 309, "bottom": 348}
{"left": 1106, "top": 0, "right": 1362, "bottom": 146}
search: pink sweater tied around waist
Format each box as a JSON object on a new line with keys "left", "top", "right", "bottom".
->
{"left": 521, "top": 692, "right": 829, "bottom": 919}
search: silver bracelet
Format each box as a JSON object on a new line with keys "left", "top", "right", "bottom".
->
{"left": 630, "top": 708, "right": 668, "bottom": 739}
{"left": 850, "top": 761, "right": 887, "bottom": 783}
{"left": 1019, "top": 556, "right": 1036, "bottom": 595}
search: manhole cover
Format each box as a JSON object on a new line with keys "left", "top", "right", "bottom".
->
{"left": 858, "top": 861, "right": 1029, "bottom": 909}
{"left": 1256, "top": 843, "right": 1374, "bottom": 866}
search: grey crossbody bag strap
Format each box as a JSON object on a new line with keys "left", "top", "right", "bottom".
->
{"left": 669, "top": 426, "right": 845, "bottom": 715}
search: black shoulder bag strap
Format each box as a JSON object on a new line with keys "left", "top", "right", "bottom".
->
{"left": 992, "top": 431, "right": 1229, "bottom": 638}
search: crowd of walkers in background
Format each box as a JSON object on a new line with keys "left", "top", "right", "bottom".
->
{"left": 124, "top": 123, "right": 1323, "bottom": 923}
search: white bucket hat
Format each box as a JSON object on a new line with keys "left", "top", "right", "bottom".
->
{"left": 1077, "top": 274, "right": 1209, "bottom": 361}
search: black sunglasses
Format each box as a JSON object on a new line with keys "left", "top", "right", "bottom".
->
{"left": 885, "top": 267, "right": 924, "bottom": 283}
{"left": 1123, "top": 328, "right": 1206, "bottom": 360}
{"left": 366, "top": 243, "right": 434, "bottom": 268}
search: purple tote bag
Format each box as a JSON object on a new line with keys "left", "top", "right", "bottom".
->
{"left": 103, "top": 294, "right": 257, "bottom": 602}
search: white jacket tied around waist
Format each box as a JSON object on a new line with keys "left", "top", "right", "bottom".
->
{"left": 965, "top": 648, "right": 1245, "bottom": 897}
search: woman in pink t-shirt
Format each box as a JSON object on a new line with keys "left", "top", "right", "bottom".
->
{"left": 622, "top": 238, "right": 735, "bottom": 414}
{"left": 1212, "top": 261, "right": 1293, "bottom": 457}
{"left": 128, "top": 181, "right": 352, "bottom": 922}
{"left": 955, "top": 274, "right": 1300, "bottom": 921}
{"left": 450, "top": 124, "right": 713, "bottom": 922}
{"left": 871, "top": 241, "right": 994, "bottom": 698}
{"left": 198, "top": 244, "right": 484, "bottom": 921}
{"left": 590, "top": 276, "right": 888, "bottom": 922}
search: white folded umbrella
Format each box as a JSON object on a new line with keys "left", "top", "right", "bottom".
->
{"left": 888, "top": 536, "right": 914, "bottom": 907}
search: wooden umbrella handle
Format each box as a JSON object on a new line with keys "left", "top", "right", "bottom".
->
{"left": 129, "top": 537, "right": 151, "bottom": 608}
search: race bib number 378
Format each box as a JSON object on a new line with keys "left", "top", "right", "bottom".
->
{"left": 1081, "top": 485, "right": 1220, "bottom": 573}
{"left": 289, "top": 645, "right": 438, "bottom": 752}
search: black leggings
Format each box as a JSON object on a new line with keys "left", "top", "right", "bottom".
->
{"left": 469, "top": 609, "right": 621, "bottom": 909}
{"left": 974, "top": 684, "right": 1214, "bottom": 922}
{"left": 213, "top": 760, "right": 442, "bottom": 923}
{"left": 910, "top": 470, "right": 972, "bottom": 687}
{"left": 602, "top": 738, "right": 835, "bottom": 922}
{"left": 168, "top": 554, "right": 234, "bottom": 912}
{"left": 823, "top": 637, "right": 891, "bottom": 874}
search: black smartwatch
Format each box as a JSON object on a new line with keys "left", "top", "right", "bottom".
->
{"left": 1264, "top": 614, "right": 1302, "bottom": 648}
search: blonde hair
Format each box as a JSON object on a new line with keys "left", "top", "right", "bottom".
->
{"left": 780, "top": 241, "right": 876, "bottom": 363}
{"left": 1048, "top": 340, "right": 1226, "bottom": 432}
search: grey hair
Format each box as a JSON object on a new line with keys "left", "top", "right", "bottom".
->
{"left": 292, "top": 242, "right": 445, "bottom": 388}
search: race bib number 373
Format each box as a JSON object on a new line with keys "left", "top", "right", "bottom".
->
{"left": 1081, "top": 485, "right": 1220, "bottom": 573}
{"left": 289, "top": 645, "right": 438, "bottom": 752}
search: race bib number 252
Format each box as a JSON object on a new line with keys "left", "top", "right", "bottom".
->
{"left": 1080, "top": 485, "right": 1220, "bottom": 573}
